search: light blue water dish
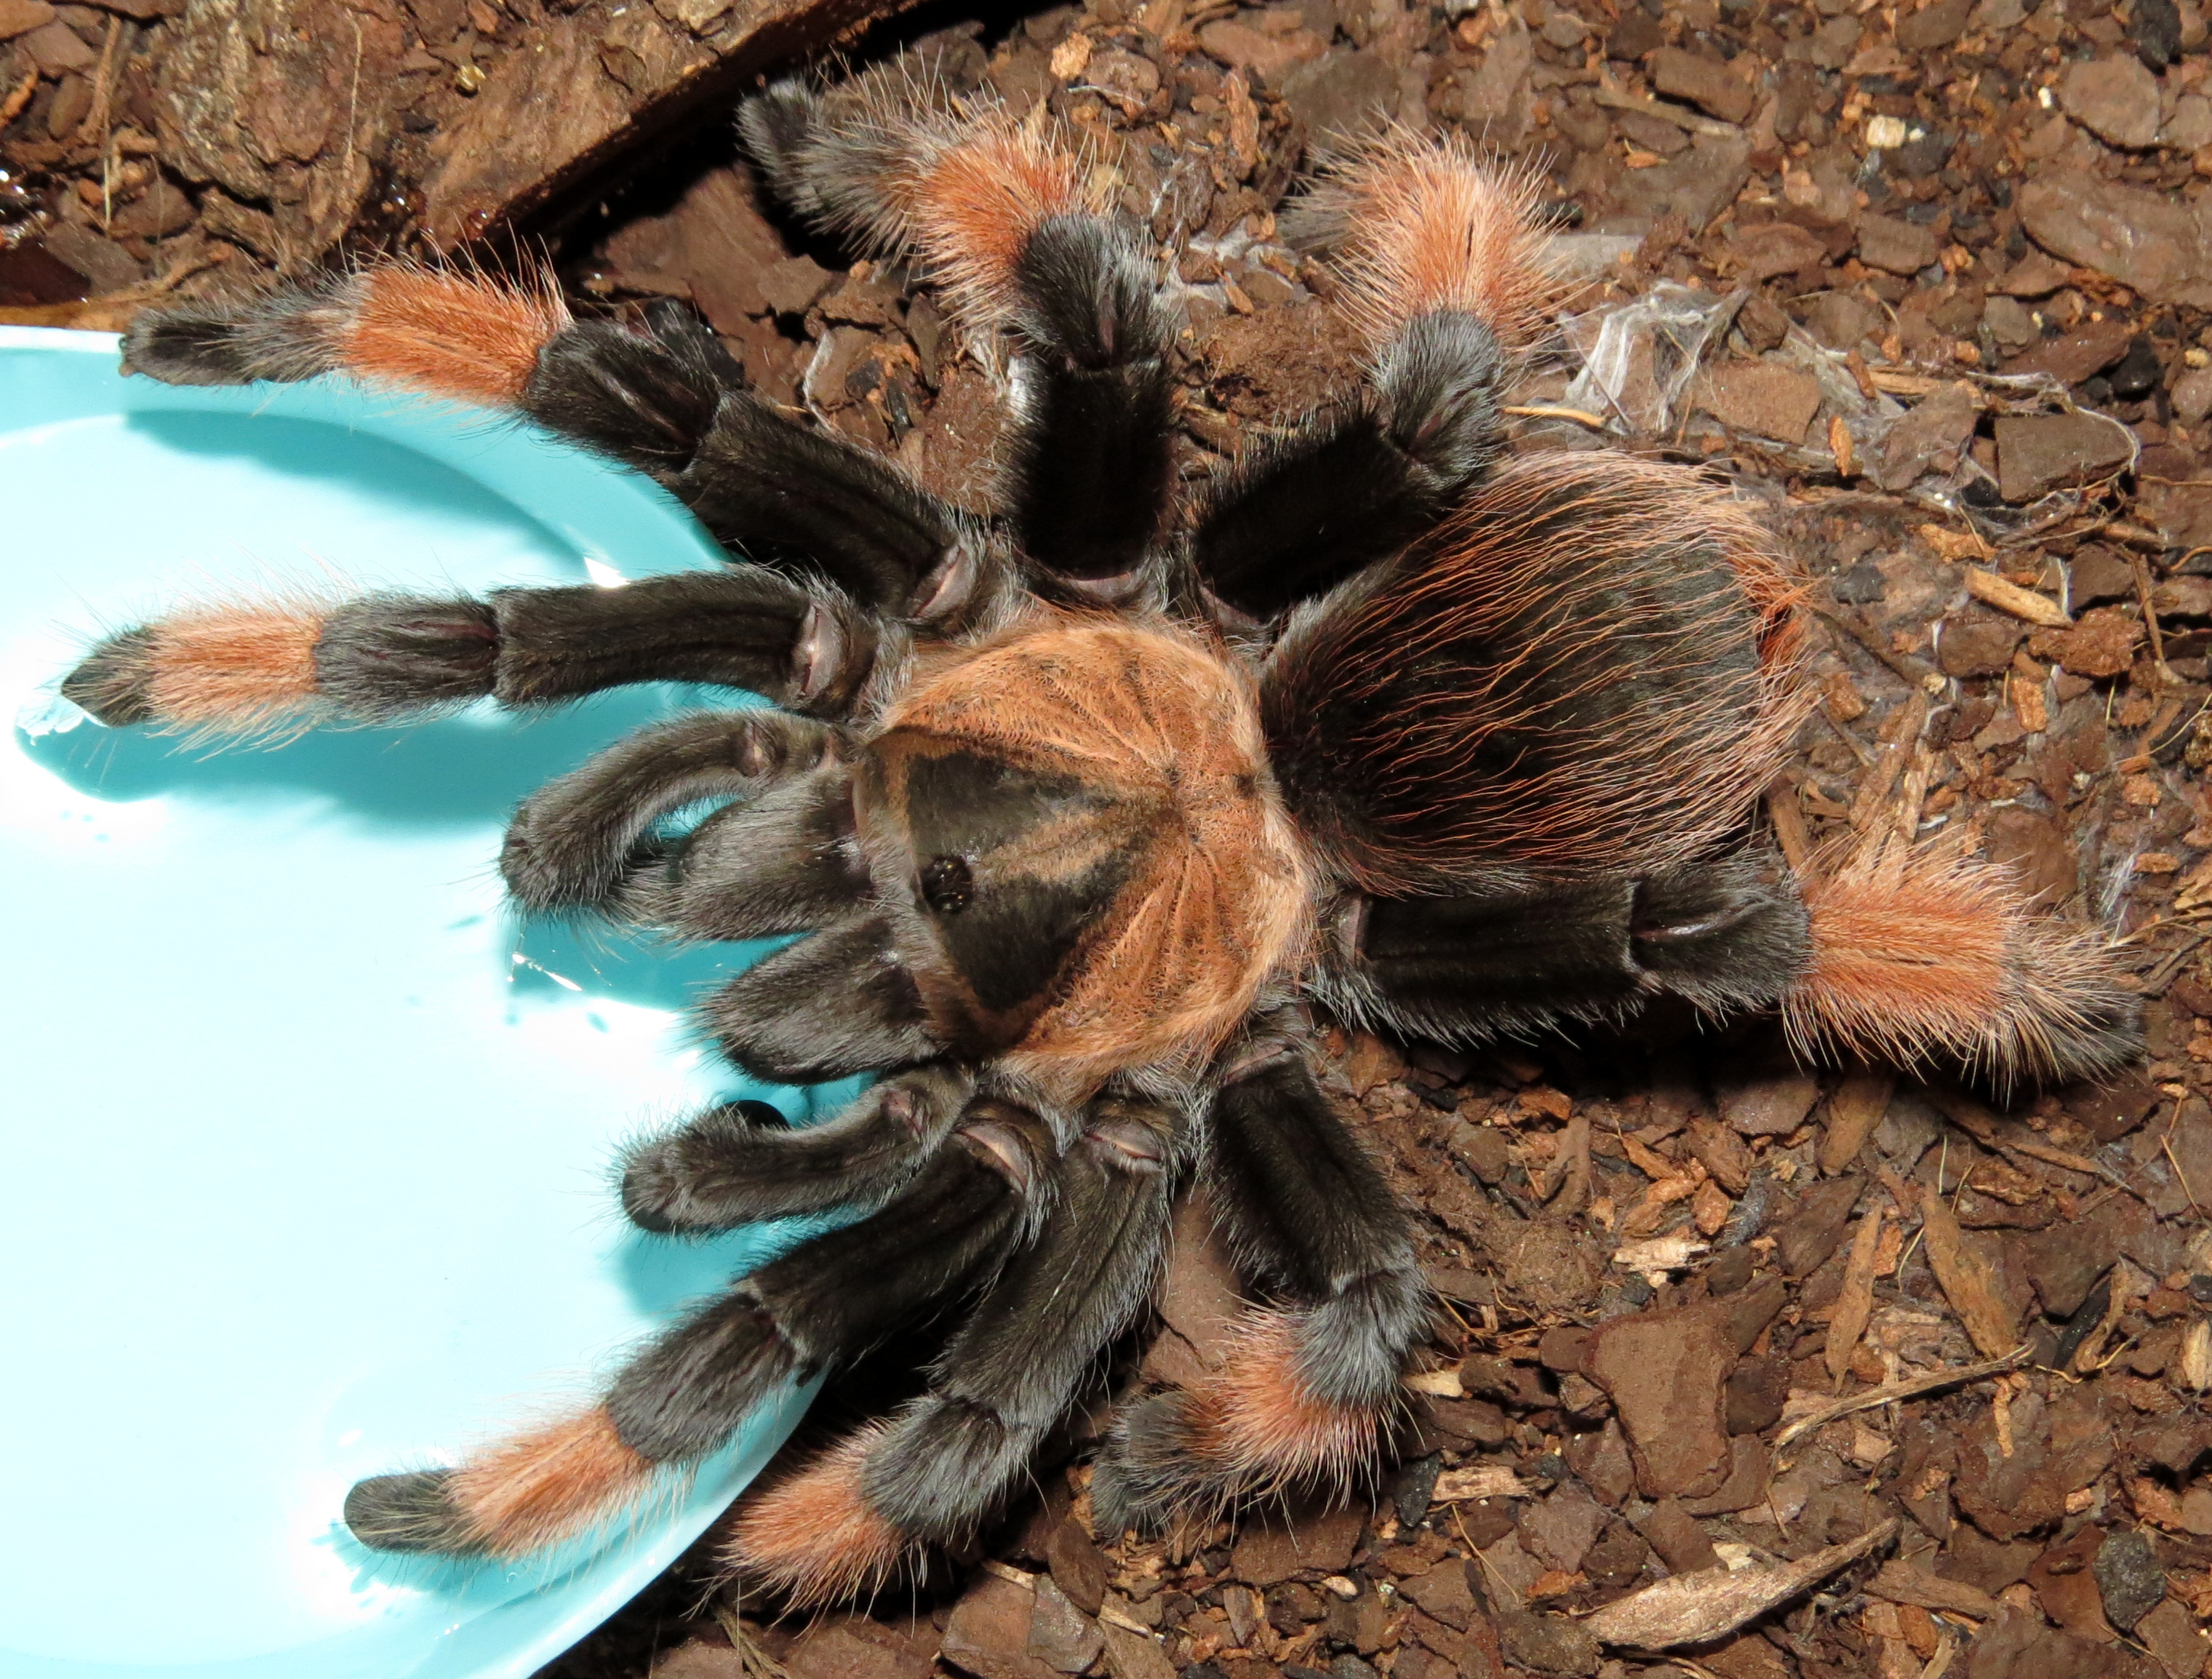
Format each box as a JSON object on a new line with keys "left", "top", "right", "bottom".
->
{"left": 0, "top": 327, "right": 839, "bottom": 1678}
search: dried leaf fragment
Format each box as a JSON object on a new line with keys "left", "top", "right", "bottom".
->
{"left": 1581, "top": 1521, "right": 1898, "bottom": 1650}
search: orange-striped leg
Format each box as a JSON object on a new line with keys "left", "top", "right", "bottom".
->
{"left": 345, "top": 1099, "right": 1047, "bottom": 1558}
{"left": 741, "top": 75, "right": 1179, "bottom": 583}
{"left": 1098, "top": 1308, "right": 1389, "bottom": 1536}
{"left": 61, "top": 567, "right": 874, "bottom": 738}
{"left": 723, "top": 1096, "right": 1178, "bottom": 1606}
{"left": 1194, "top": 135, "right": 1567, "bottom": 620}
{"left": 1093, "top": 1048, "right": 1424, "bottom": 1533}
{"left": 122, "top": 276, "right": 973, "bottom": 615}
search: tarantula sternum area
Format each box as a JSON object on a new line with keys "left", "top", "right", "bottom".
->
{"left": 68, "top": 60, "right": 2139, "bottom": 1605}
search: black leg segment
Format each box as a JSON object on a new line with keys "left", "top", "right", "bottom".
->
{"left": 1192, "top": 311, "right": 1510, "bottom": 620}
{"left": 1002, "top": 217, "right": 1181, "bottom": 583}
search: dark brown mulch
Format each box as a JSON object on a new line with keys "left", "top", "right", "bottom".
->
{"left": 20, "top": 0, "right": 2212, "bottom": 1675}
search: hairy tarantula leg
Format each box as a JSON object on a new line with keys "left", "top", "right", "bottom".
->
{"left": 740, "top": 76, "right": 1179, "bottom": 583}
{"left": 1189, "top": 337, "right": 1508, "bottom": 622}
{"left": 63, "top": 568, "right": 876, "bottom": 735}
{"left": 725, "top": 1095, "right": 1176, "bottom": 1604}
{"left": 1785, "top": 832, "right": 2140, "bottom": 1088}
{"left": 121, "top": 275, "right": 973, "bottom": 616}
{"left": 1195, "top": 135, "right": 1562, "bottom": 619}
{"left": 622, "top": 752, "right": 866, "bottom": 943}
{"left": 1092, "top": 1048, "right": 1424, "bottom": 1534}
{"left": 620, "top": 1064, "right": 975, "bottom": 1232}
{"left": 698, "top": 914, "right": 941, "bottom": 1083}
{"left": 344, "top": 1099, "right": 1050, "bottom": 1558}
{"left": 496, "top": 710, "right": 843, "bottom": 917}
{"left": 1316, "top": 850, "right": 1814, "bottom": 1047}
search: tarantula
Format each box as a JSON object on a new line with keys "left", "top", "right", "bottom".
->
{"left": 64, "top": 61, "right": 2137, "bottom": 1605}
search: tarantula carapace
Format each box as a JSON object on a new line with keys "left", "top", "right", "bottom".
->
{"left": 64, "top": 61, "right": 2138, "bottom": 1605}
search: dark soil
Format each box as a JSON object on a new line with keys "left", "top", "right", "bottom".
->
{"left": 18, "top": 0, "right": 2212, "bottom": 1675}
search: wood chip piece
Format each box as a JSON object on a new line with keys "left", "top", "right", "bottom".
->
{"left": 1581, "top": 1521, "right": 1898, "bottom": 1649}
{"left": 1918, "top": 522, "right": 1994, "bottom": 561}
{"left": 1866, "top": 1560, "right": 2002, "bottom": 1620}
{"left": 1818, "top": 1066, "right": 1894, "bottom": 1176}
{"left": 1098, "top": 1621, "right": 1177, "bottom": 1679}
{"left": 1914, "top": 1181, "right": 2019, "bottom": 1357}
{"left": 1963, "top": 567, "right": 2072, "bottom": 627}
{"left": 1432, "top": 1467, "right": 1533, "bottom": 1503}
{"left": 1825, "top": 1206, "right": 1885, "bottom": 1387}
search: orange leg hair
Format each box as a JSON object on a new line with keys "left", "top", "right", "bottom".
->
{"left": 1286, "top": 129, "right": 1562, "bottom": 350}
{"left": 1165, "top": 1309, "right": 1386, "bottom": 1490}
{"left": 63, "top": 598, "right": 332, "bottom": 737}
{"left": 1093, "top": 1307, "right": 1389, "bottom": 1535}
{"left": 344, "top": 1407, "right": 659, "bottom": 1558}
{"left": 1785, "top": 834, "right": 2139, "bottom": 1087}
{"left": 336, "top": 266, "right": 570, "bottom": 408}
{"left": 719, "top": 1425, "right": 911, "bottom": 1607}
{"left": 740, "top": 71, "right": 1105, "bottom": 333}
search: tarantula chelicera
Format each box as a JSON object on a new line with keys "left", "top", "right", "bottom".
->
{"left": 65, "top": 61, "right": 2137, "bottom": 1604}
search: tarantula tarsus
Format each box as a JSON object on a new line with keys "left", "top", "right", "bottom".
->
{"left": 64, "top": 61, "right": 2139, "bottom": 1605}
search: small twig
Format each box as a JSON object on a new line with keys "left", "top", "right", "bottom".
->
{"left": 2104, "top": 522, "right": 2169, "bottom": 550}
{"left": 345, "top": 11, "right": 364, "bottom": 172}
{"left": 712, "top": 1601, "right": 789, "bottom": 1679}
{"left": 1775, "top": 1347, "right": 2030, "bottom": 1449}
{"left": 2142, "top": 928, "right": 2211, "bottom": 990}
{"left": 1816, "top": 704, "right": 1877, "bottom": 767}
{"left": 71, "top": 15, "right": 121, "bottom": 146}
{"left": 2131, "top": 549, "right": 2176, "bottom": 688}
{"left": 1813, "top": 600, "right": 1944, "bottom": 692}
{"left": 1456, "top": 1506, "right": 1523, "bottom": 1611}
{"left": 1591, "top": 82, "right": 1743, "bottom": 138}
{"left": 2164, "top": 1133, "right": 2201, "bottom": 1215}
{"left": 1501, "top": 404, "right": 1610, "bottom": 428}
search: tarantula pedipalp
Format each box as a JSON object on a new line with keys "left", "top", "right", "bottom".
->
{"left": 64, "top": 63, "right": 2139, "bottom": 1606}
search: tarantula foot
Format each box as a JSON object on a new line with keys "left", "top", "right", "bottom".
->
{"left": 343, "top": 1469, "right": 488, "bottom": 1556}
{"left": 1094, "top": 1315, "right": 1391, "bottom": 1536}
{"left": 618, "top": 1099, "right": 787, "bottom": 1232}
{"left": 58, "top": 628, "right": 161, "bottom": 725}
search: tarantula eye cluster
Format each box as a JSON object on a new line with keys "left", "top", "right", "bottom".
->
{"left": 67, "top": 52, "right": 2139, "bottom": 1605}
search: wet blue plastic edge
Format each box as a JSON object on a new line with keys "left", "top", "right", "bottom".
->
{"left": 0, "top": 326, "right": 823, "bottom": 1679}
